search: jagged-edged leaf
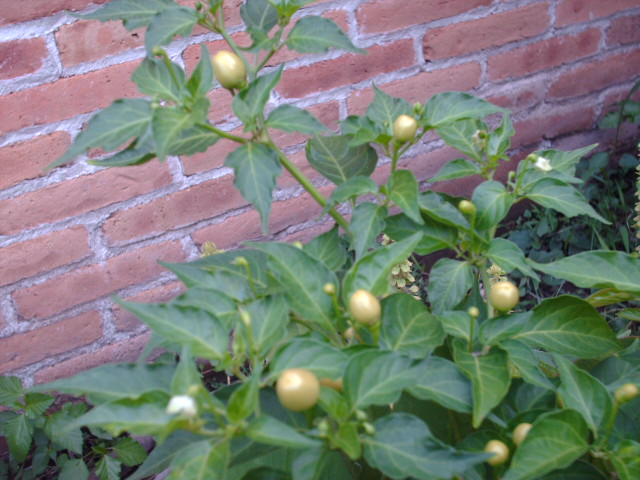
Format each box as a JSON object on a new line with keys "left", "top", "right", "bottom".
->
{"left": 423, "top": 92, "right": 506, "bottom": 128}
{"left": 233, "top": 67, "right": 282, "bottom": 129}
{"left": 286, "top": 16, "right": 364, "bottom": 54}
{"left": 388, "top": 169, "right": 423, "bottom": 224}
{"left": 306, "top": 134, "right": 378, "bottom": 185}
{"left": 0, "top": 376, "right": 22, "bottom": 406}
{"left": 384, "top": 214, "right": 456, "bottom": 255}
{"left": 452, "top": 340, "right": 511, "bottom": 427}
{"left": 513, "top": 295, "right": 620, "bottom": 358}
{"left": 4, "top": 414, "right": 32, "bottom": 461}
{"left": 145, "top": 6, "right": 198, "bottom": 52}
{"left": 503, "top": 410, "right": 589, "bottom": 480}
{"left": 530, "top": 251, "right": 640, "bottom": 295}
{"left": 408, "top": 356, "right": 473, "bottom": 413}
{"left": 472, "top": 180, "right": 514, "bottom": 231}
{"left": 52, "top": 99, "right": 152, "bottom": 168}
{"left": 380, "top": 293, "right": 446, "bottom": 358}
{"left": 70, "top": 0, "right": 176, "bottom": 30}
{"left": 428, "top": 157, "right": 481, "bottom": 182}
{"left": 364, "top": 413, "right": 489, "bottom": 480}
{"left": 266, "top": 104, "right": 329, "bottom": 134}
{"left": 59, "top": 458, "right": 90, "bottom": 480}
{"left": 114, "top": 437, "right": 148, "bottom": 467}
{"left": 96, "top": 455, "right": 121, "bottom": 480}
{"left": 349, "top": 202, "right": 387, "bottom": 259}
{"left": 427, "top": 258, "right": 474, "bottom": 314}
{"left": 525, "top": 178, "right": 609, "bottom": 223}
{"left": 225, "top": 142, "right": 281, "bottom": 234}
{"left": 303, "top": 226, "right": 348, "bottom": 271}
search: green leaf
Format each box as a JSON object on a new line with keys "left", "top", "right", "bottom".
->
{"left": 380, "top": 293, "right": 446, "bottom": 359}
{"left": 96, "top": 455, "right": 121, "bottom": 480}
{"left": 303, "top": 226, "right": 348, "bottom": 271}
{"left": 436, "top": 118, "right": 483, "bottom": 162}
{"left": 165, "top": 123, "right": 219, "bottom": 156}
{"left": 31, "top": 363, "right": 173, "bottom": 404}
{"left": 127, "top": 431, "right": 201, "bottom": 480}
{"left": 388, "top": 169, "right": 423, "bottom": 224}
{"left": 286, "top": 16, "right": 364, "bottom": 54}
{"left": 344, "top": 350, "right": 415, "bottom": 410}
{"left": 249, "top": 242, "right": 338, "bottom": 333}
{"left": 408, "top": 356, "right": 473, "bottom": 413}
{"left": 71, "top": 0, "right": 176, "bottom": 30}
{"left": 58, "top": 458, "right": 90, "bottom": 480}
{"left": 306, "top": 135, "right": 378, "bottom": 185}
{"left": 427, "top": 258, "right": 474, "bottom": 314}
{"left": 423, "top": 91, "right": 506, "bottom": 128}
{"left": 365, "top": 85, "right": 412, "bottom": 134}
{"left": 151, "top": 106, "right": 196, "bottom": 161}
{"left": 292, "top": 448, "right": 355, "bottom": 480}
{"left": 530, "top": 251, "right": 640, "bottom": 295}
{"left": 46, "top": 411, "right": 84, "bottom": 454}
{"left": 244, "top": 295, "right": 289, "bottom": 356}
{"left": 384, "top": 214, "right": 456, "bottom": 255}
{"left": 488, "top": 238, "right": 539, "bottom": 280}
{"left": 52, "top": 99, "right": 152, "bottom": 168}
{"left": 228, "top": 376, "right": 260, "bottom": 424}
{"left": 479, "top": 311, "right": 530, "bottom": 346}
{"left": 266, "top": 104, "right": 329, "bottom": 134}
{"left": 0, "top": 376, "right": 23, "bottom": 406}
{"left": 169, "top": 439, "right": 229, "bottom": 480}
{"left": 132, "top": 57, "right": 185, "bottom": 102}
{"left": 419, "top": 190, "right": 470, "bottom": 231}
{"left": 503, "top": 410, "right": 589, "bottom": 480}
{"left": 363, "top": 413, "right": 488, "bottom": 480}
{"left": 500, "top": 339, "right": 555, "bottom": 390}
{"left": 513, "top": 295, "right": 621, "bottom": 358}
{"left": 472, "top": 180, "right": 514, "bottom": 231}
{"left": 5, "top": 414, "right": 32, "bottom": 461}
{"left": 116, "top": 301, "right": 230, "bottom": 362}
{"left": 233, "top": 67, "right": 282, "bottom": 129}
{"left": 186, "top": 44, "right": 214, "bottom": 101}
{"left": 145, "top": 6, "right": 198, "bottom": 52}
{"left": 342, "top": 232, "right": 422, "bottom": 299}
{"left": 428, "top": 157, "right": 482, "bottom": 182}
{"left": 452, "top": 340, "right": 511, "bottom": 428}
{"left": 525, "top": 178, "right": 609, "bottom": 223}
{"left": 241, "top": 0, "right": 278, "bottom": 44}
{"left": 225, "top": 143, "right": 281, "bottom": 234}
{"left": 437, "top": 310, "right": 473, "bottom": 340}
{"left": 330, "top": 422, "right": 361, "bottom": 460}
{"left": 349, "top": 202, "right": 387, "bottom": 259}
{"left": 23, "top": 392, "right": 54, "bottom": 418}
{"left": 540, "top": 460, "right": 609, "bottom": 480}
{"left": 611, "top": 439, "right": 640, "bottom": 480}
{"left": 269, "top": 338, "right": 348, "bottom": 381}
{"left": 114, "top": 437, "right": 148, "bottom": 467}
{"left": 554, "top": 355, "right": 613, "bottom": 434}
{"left": 247, "top": 415, "right": 321, "bottom": 449}
{"left": 487, "top": 112, "right": 515, "bottom": 158}
{"left": 323, "top": 175, "right": 379, "bottom": 214}
{"left": 536, "top": 145, "right": 597, "bottom": 176}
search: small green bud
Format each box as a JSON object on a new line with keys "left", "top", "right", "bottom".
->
{"left": 234, "top": 256, "right": 249, "bottom": 267}
{"left": 323, "top": 283, "right": 336, "bottom": 295}
{"left": 467, "top": 306, "right": 480, "bottom": 318}
{"left": 615, "top": 383, "right": 639, "bottom": 404}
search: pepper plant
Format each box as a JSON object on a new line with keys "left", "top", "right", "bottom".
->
{"left": 35, "top": 1, "right": 640, "bottom": 479}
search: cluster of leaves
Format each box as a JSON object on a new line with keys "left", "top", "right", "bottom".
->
{"left": 30, "top": 0, "right": 640, "bottom": 479}
{"left": 0, "top": 376, "right": 147, "bottom": 480}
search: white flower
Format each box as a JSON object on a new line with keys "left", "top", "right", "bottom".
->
{"left": 534, "top": 156, "right": 552, "bottom": 172}
{"left": 166, "top": 395, "right": 197, "bottom": 417}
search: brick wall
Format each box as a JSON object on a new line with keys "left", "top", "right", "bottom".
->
{"left": 1, "top": 0, "right": 639, "bottom": 385}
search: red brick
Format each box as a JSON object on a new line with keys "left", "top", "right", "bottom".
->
{"left": 0, "top": 311, "right": 102, "bottom": 374}
{"left": 34, "top": 333, "right": 150, "bottom": 383}
{"left": 280, "top": 220, "right": 335, "bottom": 245}
{"left": 556, "top": 0, "right": 640, "bottom": 27}
{"left": 488, "top": 78, "right": 547, "bottom": 113}
{"left": 269, "top": 101, "right": 341, "bottom": 148}
{"left": 278, "top": 39, "right": 415, "bottom": 99}
{"left": 0, "top": 38, "right": 48, "bottom": 80}
{"left": 56, "top": 20, "right": 144, "bottom": 67}
{"left": 0, "top": 61, "right": 139, "bottom": 134}
{"left": 102, "top": 175, "right": 246, "bottom": 243}
{"left": 0, "top": 161, "right": 171, "bottom": 236}
{"left": 13, "top": 241, "right": 186, "bottom": 321}
{"left": 356, "top": 0, "right": 492, "bottom": 34}
{"left": 347, "top": 62, "right": 482, "bottom": 115}
{"left": 177, "top": 0, "right": 244, "bottom": 29}
{"left": 512, "top": 105, "right": 596, "bottom": 148}
{"left": 113, "top": 282, "right": 184, "bottom": 331}
{"left": 0, "top": 0, "right": 108, "bottom": 26}
{"left": 488, "top": 29, "right": 601, "bottom": 82}
{"left": 0, "top": 226, "right": 91, "bottom": 287}
{"left": 192, "top": 186, "right": 331, "bottom": 249}
{"left": 607, "top": 14, "right": 640, "bottom": 46}
{"left": 423, "top": 3, "right": 550, "bottom": 60}
{"left": 181, "top": 129, "right": 242, "bottom": 176}
{"left": 0, "top": 132, "right": 71, "bottom": 189}
{"left": 277, "top": 149, "right": 326, "bottom": 189}
{"left": 548, "top": 50, "right": 640, "bottom": 100}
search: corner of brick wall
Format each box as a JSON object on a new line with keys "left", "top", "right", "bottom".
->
{"left": 1, "top": 0, "right": 639, "bottom": 385}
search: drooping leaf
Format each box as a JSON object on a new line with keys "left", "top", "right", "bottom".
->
{"left": 266, "top": 104, "right": 329, "bottom": 134}
{"left": 306, "top": 134, "right": 378, "bottom": 185}
{"left": 225, "top": 142, "right": 281, "bottom": 234}
{"left": 427, "top": 258, "right": 474, "bottom": 314}
{"left": 286, "top": 16, "right": 364, "bottom": 54}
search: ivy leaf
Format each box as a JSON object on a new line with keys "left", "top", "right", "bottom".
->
{"left": 225, "top": 143, "right": 281, "bottom": 234}
{"left": 427, "top": 258, "right": 474, "bottom": 314}
{"left": 145, "top": 6, "right": 198, "bottom": 53}
{"left": 306, "top": 134, "right": 378, "bottom": 185}
{"left": 286, "top": 16, "right": 364, "bottom": 54}
{"left": 266, "top": 104, "right": 329, "bottom": 134}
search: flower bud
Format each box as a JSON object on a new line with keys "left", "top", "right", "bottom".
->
{"left": 166, "top": 395, "right": 197, "bottom": 417}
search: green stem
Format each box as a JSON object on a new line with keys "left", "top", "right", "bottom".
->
{"left": 199, "top": 123, "right": 247, "bottom": 143}
{"left": 214, "top": 9, "right": 254, "bottom": 80}
{"left": 480, "top": 264, "right": 495, "bottom": 320}
{"left": 468, "top": 314, "right": 476, "bottom": 352}
{"left": 598, "top": 401, "right": 621, "bottom": 448}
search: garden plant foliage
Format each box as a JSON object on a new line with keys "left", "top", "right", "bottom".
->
{"left": 12, "top": 0, "right": 640, "bottom": 479}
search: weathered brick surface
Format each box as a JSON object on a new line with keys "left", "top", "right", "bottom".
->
{"left": 556, "top": 0, "right": 640, "bottom": 27}
{"left": 512, "top": 105, "right": 597, "bottom": 148}
{"left": 0, "top": 131, "right": 71, "bottom": 189}
{"left": 0, "top": 311, "right": 102, "bottom": 374}
{"left": 12, "top": 241, "right": 186, "bottom": 320}
{"left": 423, "top": 3, "right": 550, "bottom": 60}
{"left": 0, "top": 226, "right": 91, "bottom": 287}
{"left": 0, "top": 38, "right": 49, "bottom": 80}
{"left": 0, "top": 161, "right": 172, "bottom": 235}
{"left": 113, "top": 282, "right": 185, "bottom": 331}
{"left": 607, "top": 14, "right": 640, "bottom": 46}
{"left": 0, "top": 0, "right": 109, "bottom": 25}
